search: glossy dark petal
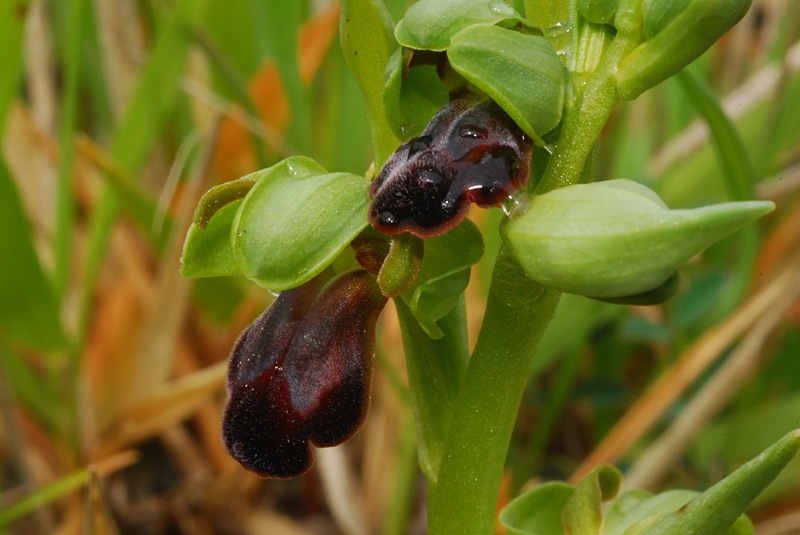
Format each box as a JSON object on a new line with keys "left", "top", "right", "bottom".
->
{"left": 222, "top": 270, "right": 387, "bottom": 478}
{"left": 369, "top": 98, "right": 533, "bottom": 238}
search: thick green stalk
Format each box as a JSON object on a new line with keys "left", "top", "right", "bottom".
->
{"left": 427, "top": 247, "right": 561, "bottom": 534}
{"left": 537, "top": 0, "right": 644, "bottom": 193}
{"left": 537, "top": 33, "right": 637, "bottom": 193}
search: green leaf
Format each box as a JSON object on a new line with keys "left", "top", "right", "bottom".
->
{"left": 395, "top": 0, "right": 527, "bottom": 52}
{"left": 181, "top": 200, "right": 242, "bottom": 278}
{"left": 503, "top": 179, "right": 774, "bottom": 299}
{"left": 448, "top": 24, "right": 565, "bottom": 143}
{"left": 676, "top": 69, "right": 759, "bottom": 317}
{"left": 232, "top": 158, "right": 371, "bottom": 291}
{"left": 616, "top": 0, "right": 752, "bottom": 99}
{"left": 340, "top": 0, "right": 401, "bottom": 165}
{"left": 563, "top": 465, "right": 621, "bottom": 535}
{"left": 633, "top": 430, "right": 800, "bottom": 535}
{"left": 500, "top": 482, "right": 574, "bottom": 535}
{"left": 401, "top": 219, "right": 484, "bottom": 338}
{"left": 0, "top": 159, "right": 66, "bottom": 351}
{"left": 0, "top": 0, "right": 27, "bottom": 131}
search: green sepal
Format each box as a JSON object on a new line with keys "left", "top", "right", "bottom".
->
{"left": 231, "top": 157, "right": 371, "bottom": 291}
{"left": 181, "top": 200, "right": 242, "bottom": 278}
{"left": 394, "top": 0, "right": 528, "bottom": 52}
{"left": 502, "top": 179, "right": 774, "bottom": 299}
{"left": 448, "top": 24, "right": 565, "bottom": 144}
{"left": 641, "top": 0, "right": 691, "bottom": 39}
{"left": 616, "top": 0, "right": 752, "bottom": 100}
{"left": 401, "top": 218, "right": 484, "bottom": 338}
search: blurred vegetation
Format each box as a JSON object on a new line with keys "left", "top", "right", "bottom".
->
{"left": 0, "top": 0, "right": 799, "bottom": 534}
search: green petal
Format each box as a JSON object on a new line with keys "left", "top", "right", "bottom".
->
{"left": 232, "top": 158, "right": 371, "bottom": 291}
{"left": 402, "top": 219, "right": 484, "bottom": 338}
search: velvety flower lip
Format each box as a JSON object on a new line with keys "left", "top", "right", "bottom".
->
{"left": 369, "top": 98, "right": 533, "bottom": 239}
{"left": 222, "top": 269, "right": 388, "bottom": 479}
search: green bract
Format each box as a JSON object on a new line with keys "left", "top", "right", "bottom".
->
{"left": 502, "top": 179, "right": 774, "bottom": 299}
{"left": 448, "top": 24, "right": 565, "bottom": 143}
{"left": 616, "top": 0, "right": 752, "bottom": 99}
{"left": 232, "top": 162, "right": 371, "bottom": 292}
{"left": 394, "top": 0, "right": 528, "bottom": 52}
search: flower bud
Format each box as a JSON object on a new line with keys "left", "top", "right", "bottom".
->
{"left": 222, "top": 270, "right": 387, "bottom": 478}
{"left": 502, "top": 179, "right": 773, "bottom": 300}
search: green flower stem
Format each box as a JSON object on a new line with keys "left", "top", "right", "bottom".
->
{"left": 428, "top": 247, "right": 561, "bottom": 534}
{"left": 537, "top": 0, "right": 643, "bottom": 193}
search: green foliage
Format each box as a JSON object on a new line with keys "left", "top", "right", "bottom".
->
{"left": 0, "top": 161, "right": 66, "bottom": 351}
{"left": 503, "top": 432, "right": 800, "bottom": 534}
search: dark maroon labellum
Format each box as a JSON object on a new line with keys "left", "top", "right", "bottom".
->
{"left": 222, "top": 270, "right": 387, "bottom": 478}
{"left": 368, "top": 99, "right": 533, "bottom": 239}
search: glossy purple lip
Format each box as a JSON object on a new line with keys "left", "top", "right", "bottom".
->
{"left": 369, "top": 99, "right": 533, "bottom": 239}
